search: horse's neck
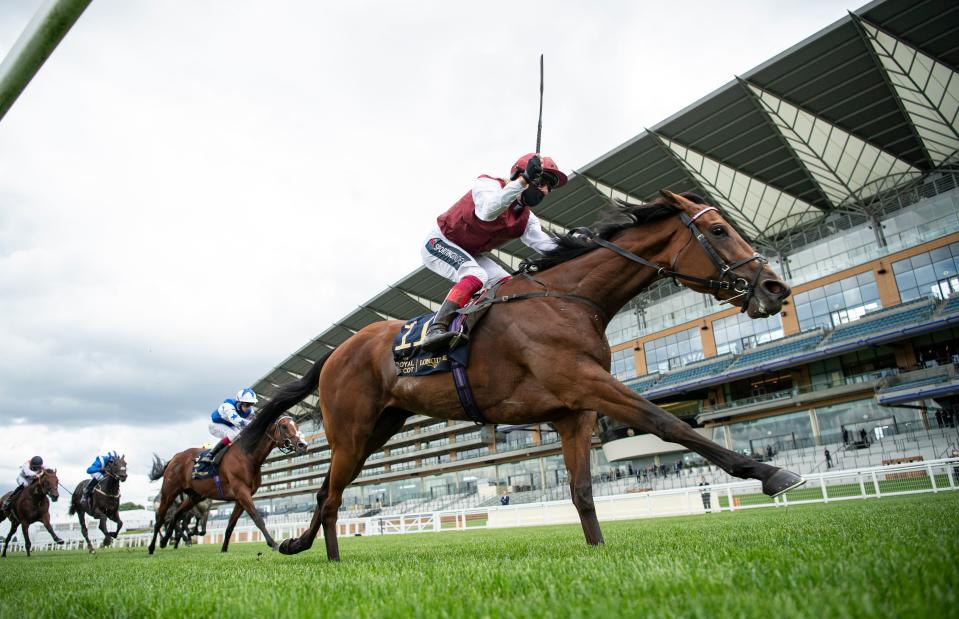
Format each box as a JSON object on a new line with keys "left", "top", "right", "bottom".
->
{"left": 248, "top": 431, "right": 276, "bottom": 466}
{"left": 101, "top": 474, "right": 119, "bottom": 494}
{"left": 535, "top": 219, "right": 678, "bottom": 321}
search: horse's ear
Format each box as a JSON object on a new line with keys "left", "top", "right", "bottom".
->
{"left": 659, "top": 189, "right": 683, "bottom": 206}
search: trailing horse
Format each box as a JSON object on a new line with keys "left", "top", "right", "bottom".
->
{"left": 241, "top": 191, "right": 806, "bottom": 562}
{"left": 68, "top": 455, "right": 128, "bottom": 553}
{"left": 1, "top": 469, "right": 64, "bottom": 557}
{"left": 147, "top": 415, "right": 307, "bottom": 554}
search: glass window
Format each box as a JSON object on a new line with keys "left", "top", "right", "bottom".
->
{"left": 644, "top": 328, "right": 703, "bottom": 373}
{"left": 611, "top": 348, "right": 637, "bottom": 381}
{"left": 726, "top": 411, "right": 814, "bottom": 455}
{"left": 793, "top": 272, "right": 881, "bottom": 331}
{"left": 712, "top": 312, "right": 784, "bottom": 355}
{"left": 893, "top": 243, "right": 959, "bottom": 302}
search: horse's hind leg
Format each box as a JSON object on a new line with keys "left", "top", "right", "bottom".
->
{"left": 554, "top": 411, "right": 604, "bottom": 546}
{"left": 77, "top": 511, "right": 95, "bottom": 553}
{"left": 280, "top": 410, "right": 407, "bottom": 559}
{"left": 149, "top": 487, "right": 178, "bottom": 554}
{"left": 2, "top": 520, "right": 17, "bottom": 557}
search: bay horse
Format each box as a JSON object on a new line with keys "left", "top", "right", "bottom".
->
{"left": 1, "top": 469, "right": 64, "bottom": 557}
{"left": 68, "top": 455, "right": 128, "bottom": 553}
{"left": 241, "top": 190, "right": 805, "bottom": 562}
{"left": 147, "top": 415, "right": 307, "bottom": 554}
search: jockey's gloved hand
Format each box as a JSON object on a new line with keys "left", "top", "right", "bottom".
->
{"left": 522, "top": 155, "right": 543, "bottom": 185}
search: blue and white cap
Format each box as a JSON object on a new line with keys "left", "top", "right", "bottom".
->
{"left": 236, "top": 388, "right": 258, "bottom": 405}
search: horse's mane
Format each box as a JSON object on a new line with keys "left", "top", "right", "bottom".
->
{"left": 522, "top": 192, "right": 711, "bottom": 273}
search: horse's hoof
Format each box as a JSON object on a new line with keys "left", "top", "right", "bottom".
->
{"left": 278, "top": 538, "right": 299, "bottom": 555}
{"left": 763, "top": 469, "right": 806, "bottom": 497}
{"left": 55, "top": 539, "right": 64, "bottom": 545}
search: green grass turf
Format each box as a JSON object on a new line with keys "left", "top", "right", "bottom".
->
{"left": 0, "top": 493, "right": 956, "bottom": 619}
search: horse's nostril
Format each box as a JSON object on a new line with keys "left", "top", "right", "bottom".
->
{"left": 762, "top": 279, "right": 790, "bottom": 300}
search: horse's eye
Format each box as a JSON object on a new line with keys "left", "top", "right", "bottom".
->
{"left": 711, "top": 225, "right": 727, "bottom": 237}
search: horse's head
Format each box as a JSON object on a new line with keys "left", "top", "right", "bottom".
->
{"left": 38, "top": 469, "right": 59, "bottom": 502}
{"left": 272, "top": 416, "right": 309, "bottom": 455}
{"left": 660, "top": 191, "right": 790, "bottom": 317}
{"left": 107, "top": 455, "right": 128, "bottom": 482}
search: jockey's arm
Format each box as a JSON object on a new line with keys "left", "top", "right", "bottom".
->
{"left": 219, "top": 402, "right": 250, "bottom": 429}
{"left": 520, "top": 213, "right": 559, "bottom": 254}
{"left": 473, "top": 176, "right": 526, "bottom": 222}
{"left": 20, "top": 463, "right": 40, "bottom": 479}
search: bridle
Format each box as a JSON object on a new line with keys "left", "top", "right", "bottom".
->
{"left": 271, "top": 415, "right": 305, "bottom": 455}
{"left": 585, "top": 206, "right": 768, "bottom": 313}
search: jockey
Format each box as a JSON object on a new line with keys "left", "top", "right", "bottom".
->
{"left": 2, "top": 456, "right": 44, "bottom": 511}
{"left": 198, "top": 388, "right": 258, "bottom": 466}
{"left": 419, "top": 153, "right": 568, "bottom": 351}
{"left": 83, "top": 451, "right": 119, "bottom": 501}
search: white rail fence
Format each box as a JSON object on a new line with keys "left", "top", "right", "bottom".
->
{"left": 7, "top": 458, "right": 958, "bottom": 554}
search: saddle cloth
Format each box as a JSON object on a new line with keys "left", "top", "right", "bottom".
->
{"left": 191, "top": 451, "right": 216, "bottom": 480}
{"left": 391, "top": 277, "right": 509, "bottom": 377}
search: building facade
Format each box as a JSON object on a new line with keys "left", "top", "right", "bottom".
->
{"left": 246, "top": 0, "right": 959, "bottom": 517}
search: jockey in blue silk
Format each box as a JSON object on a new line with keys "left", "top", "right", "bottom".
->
{"left": 2, "top": 456, "right": 44, "bottom": 511}
{"left": 83, "top": 451, "right": 119, "bottom": 501}
{"left": 198, "top": 388, "right": 258, "bottom": 466}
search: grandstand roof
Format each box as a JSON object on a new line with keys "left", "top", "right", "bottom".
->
{"left": 253, "top": 0, "right": 959, "bottom": 402}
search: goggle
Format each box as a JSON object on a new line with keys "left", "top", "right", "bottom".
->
{"left": 539, "top": 171, "right": 559, "bottom": 190}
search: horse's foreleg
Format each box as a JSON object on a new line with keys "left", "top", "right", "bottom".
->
{"left": 20, "top": 522, "right": 31, "bottom": 557}
{"left": 234, "top": 491, "right": 275, "bottom": 550}
{"left": 162, "top": 496, "right": 197, "bottom": 548}
{"left": 554, "top": 411, "right": 604, "bottom": 546}
{"left": 98, "top": 517, "right": 112, "bottom": 547}
{"left": 110, "top": 512, "right": 123, "bottom": 538}
{"left": 40, "top": 512, "right": 63, "bottom": 545}
{"left": 220, "top": 503, "right": 243, "bottom": 553}
{"left": 573, "top": 368, "right": 803, "bottom": 496}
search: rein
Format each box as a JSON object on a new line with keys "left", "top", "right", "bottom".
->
{"left": 581, "top": 206, "right": 767, "bottom": 314}
{"left": 459, "top": 285, "right": 610, "bottom": 324}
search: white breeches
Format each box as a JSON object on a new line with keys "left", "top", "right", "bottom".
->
{"left": 91, "top": 472, "right": 104, "bottom": 482}
{"left": 421, "top": 227, "right": 510, "bottom": 286}
{"left": 209, "top": 422, "right": 241, "bottom": 442}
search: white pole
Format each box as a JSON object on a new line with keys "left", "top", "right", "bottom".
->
{"left": 0, "top": 0, "right": 93, "bottom": 122}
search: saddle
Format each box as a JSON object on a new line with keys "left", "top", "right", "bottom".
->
{"left": 392, "top": 277, "right": 510, "bottom": 377}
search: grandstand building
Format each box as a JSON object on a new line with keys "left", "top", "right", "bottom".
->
{"left": 247, "top": 0, "right": 959, "bottom": 518}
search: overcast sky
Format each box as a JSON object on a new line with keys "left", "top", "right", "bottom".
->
{"left": 0, "top": 0, "right": 854, "bottom": 514}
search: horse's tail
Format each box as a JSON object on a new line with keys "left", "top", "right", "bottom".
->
{"left": 149, "top": 454, "right": 169, "bottom": 482}
{"left": 238, "top": 349, "right": 332, "bottom": 452}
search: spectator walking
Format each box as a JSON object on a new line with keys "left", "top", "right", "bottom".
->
{"left": 500, "top": 491, "right": 510, "bottom": 506}
{"left": 824, "top": 448, "right": 833, "bottom": 469}
{"left": 859, "top": 428, "right": 869, "bottom": 445}
{"left": 698, "top": 476, "right": 711, "bottom": 512}
{"left": 842, "top": 428, "right": 849, "bottom": 445}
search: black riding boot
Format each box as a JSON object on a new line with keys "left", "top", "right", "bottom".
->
{"left": 198, "top": 441, "right": 227, "bottom": 466}
{"left": 420, "top": 299, "right": 462, "bottom": 352}
{"left": 83, "top": 479, "right": 98, "bottom": 501}
{"left": 1, "top": 486, "right": 21, "bottom": 511}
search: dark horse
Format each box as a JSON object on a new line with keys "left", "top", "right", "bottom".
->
{"left": 239, "top": 191, "right": 806, "bottom": 562}
{"left": 1, "top": 469, "right": 64, "bottom": 557}
{"left": 147, "top": 415, "right": 307, "bottom": 554}
{"left": 68, "top": 455, "right": 128, "bottom": 553}
{"left": 159, "top": 494, "right": 212, "bottom": 548}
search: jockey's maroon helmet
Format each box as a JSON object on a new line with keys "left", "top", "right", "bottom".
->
{"left": 511, "top": 153, "right": 568, "bottom": 188}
